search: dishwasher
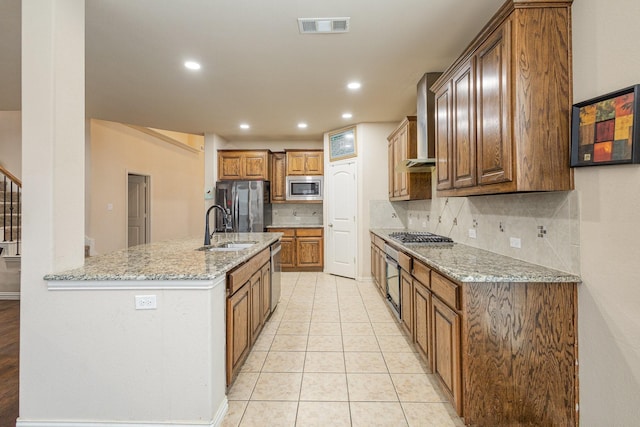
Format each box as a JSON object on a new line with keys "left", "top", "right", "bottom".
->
{"left": 270, "top": 241, "right": 282, "bottom": 312}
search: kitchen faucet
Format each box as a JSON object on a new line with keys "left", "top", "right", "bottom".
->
{"left": 204, "top": 204, "right": 233, "bottom": 245}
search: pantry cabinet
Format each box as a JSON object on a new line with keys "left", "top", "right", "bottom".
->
{"left": 270, "top": 152, "right": 286, "bottom": 203}
{"left": 432, "top": 0, "right": 573, "bottom": 196}
{"left": 387, "top": 117, "right": 432, "bottom": 201}
{"left": 218, "top": 150, "right": 270, "bottom": 181}
{"left": 286, "top": 150, "right": 323, "bottom": 176}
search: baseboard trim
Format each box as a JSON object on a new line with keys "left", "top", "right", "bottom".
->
{"left": 0, "top": 291, "right": 20, "bottom": 300}
{"left": 16, "top": 398, "right": 229, "bottom": 427}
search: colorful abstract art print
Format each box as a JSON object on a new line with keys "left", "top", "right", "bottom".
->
{"left": 571, "top": 85, "right": 640, "bottom": 166}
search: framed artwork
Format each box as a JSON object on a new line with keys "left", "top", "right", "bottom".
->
{"left": 571, "top": 84, "right": 640, "bottom": 167}
{"left": 329, "top": 126, "right": 357, "bottom": 162}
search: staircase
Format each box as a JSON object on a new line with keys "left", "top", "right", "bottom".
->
{"left": 0, "top": 166, "right": 21, "bottom": 300}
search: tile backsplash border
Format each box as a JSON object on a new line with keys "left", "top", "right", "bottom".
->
{"left": 370, "top": 191, "right": 580, "bottom": 275}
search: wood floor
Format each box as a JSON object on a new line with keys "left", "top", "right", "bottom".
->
{"left": 0, "top": 300, "right": 19, "bottom": 427}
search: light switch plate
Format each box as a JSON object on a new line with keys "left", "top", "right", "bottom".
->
{"left": 510, "top": 237, "right": 521, "bottom": 249}
{"left": 468, "top": 228, "right": 477, "bottom": 239}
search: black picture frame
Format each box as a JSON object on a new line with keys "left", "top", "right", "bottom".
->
{"left": 571, "top": 84, "right": 640, "bottom": 167}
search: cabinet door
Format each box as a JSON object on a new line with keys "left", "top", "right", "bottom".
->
{"left": 226, "top": 282, "right": 251, "bottom": 385}
{"left": 388, "top": 140, "right": 395, "bottom": 198}
{"left": 371, "top": 243, "right": 377, "bottom": 285}
{"left": 393, "top": 135, "right": 404, "bottom": 197}
{"left": 435, "top": 83, "right": 453, "bottom": 191}
{"left": 249, "top": 271, "right": 263, "bottom": 344}
{"left": 432, "top": 296, "right": 462, "bottom": 414}
{"left": 286, "top": 152, "right": 306, "bottom": 175}
{"left": 397, "top": 126, "right": 409, "bottom": 197}
{"left": 271, "top": 152, "right": 286, "bottom": 202}
{"left": 400, "top": 269, "right": 413, "bottom": 336}
{"left": 452, "top": 59, "right": 476, "bottom": 189}
{"left": 476, "top": 20, "right": 512, "bottom": 186}
{"left": 413, "top": 279, "right": 432, "bottom": 369}
{"left": 297, "top": 236, "right": 323, "bottom": 268}
{"left": 280, "top": 236, "right": 296, "bottom": 269}
{"left": 304, "top": 152, "right": 323, "bottom": 175}
{"left": 261, "top": 262, "right": 271, "bottom": 320}
{"left": 244, "top": 151, "right": 269, "bottom": 180}
{"left": 219, "top": 152, "right": 244, "bottom": 180}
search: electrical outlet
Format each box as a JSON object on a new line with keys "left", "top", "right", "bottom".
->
{"left": 510, "top": 237, "right": 521, "bottom": 249}
{"left": 135, "top": 295, "right": 157, "bottom": 310}
{"left": 468, "top": 228, "right": 477, "bottom": 239}
{"left": 422, "top": 221, "right": 427, "bottom": 227}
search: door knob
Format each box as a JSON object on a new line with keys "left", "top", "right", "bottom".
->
{"left": 328, "top": 223, "right": 333, "bottom": 228}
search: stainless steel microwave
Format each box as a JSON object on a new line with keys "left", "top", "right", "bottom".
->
{"left": 285, "top": 176, "right": 323, "bottom": 201}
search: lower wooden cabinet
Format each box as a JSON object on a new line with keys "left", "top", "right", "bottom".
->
{"left": 413, "top": 278, "right": 432, "bottom": 368}
{"left": 226, "top": 248, "right": 272, "bottom": 386}
{"left": 226, "top": 282, "right": 250, "bottom": 386}
{"left": 432, "top": 295, "right": 462, "bottom": 414}
{"left": 369, "top": 232, "right": 579, "bottom": 426}
{"left": 400, "top": 269, "right": 413, "bottom": 336}
{"left": 270, "top": 227, "right": 323, "bottom": 271}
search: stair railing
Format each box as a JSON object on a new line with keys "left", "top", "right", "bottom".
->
{"left": 0, "top": 165, "right": 21, "bottom": 256}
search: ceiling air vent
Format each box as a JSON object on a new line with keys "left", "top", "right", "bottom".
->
{"left": 298, "top": 17, "right": 350, "bottom": 34}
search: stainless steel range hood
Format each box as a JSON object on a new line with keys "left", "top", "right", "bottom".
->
{"left": 396, "top": 72, "right": 442, "bottom": 173}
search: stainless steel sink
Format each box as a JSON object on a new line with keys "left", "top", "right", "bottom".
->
{"left": 197, "top": 240, "right": 258, "bottom": 252}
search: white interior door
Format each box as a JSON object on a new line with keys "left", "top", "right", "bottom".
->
{"left": 326, "top": 160, "right": 357, "bottom": 278}
{"left": 128, "top": 174, "right": 149, "bottom": 247}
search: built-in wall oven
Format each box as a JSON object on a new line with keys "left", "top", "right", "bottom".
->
{"left": 384, "top": 243, "right": 401, "bottom": 319}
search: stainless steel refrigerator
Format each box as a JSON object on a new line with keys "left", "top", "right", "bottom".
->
{"left": 215, "top": 180, "right": 271, "bottom": 232}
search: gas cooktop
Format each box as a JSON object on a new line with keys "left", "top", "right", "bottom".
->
{"left": 388, "top": 231, "right": 453, "bottom": 244}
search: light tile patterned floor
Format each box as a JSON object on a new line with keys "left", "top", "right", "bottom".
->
{"left": 222, "top": 272, "right": 465, "bottom": 427}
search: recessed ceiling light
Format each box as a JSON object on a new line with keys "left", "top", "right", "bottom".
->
{"left": 239, "top": 123, "right": 250, "bottom": 130}
{"left": 298, "top": 122, "right": 308, "bottom": 129}
{"left": 347, "top": 82, "right": 361, "bottom": 90}
{"left": 184, "top": 61, "right": 201, "bottom": 70}
{"left": 342, "top": 113, "right": 353, "bottom": 119}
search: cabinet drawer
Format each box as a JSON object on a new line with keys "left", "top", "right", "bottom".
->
{"left": 296, "top": 228, "right": 322, "bottom": 237}
{"left": 398, "top": 251, "right": 412, "bottom": 272}
{"left": 374, "top": 235, "right": 385, "bottom": 249}
{"left": 227, "top": 248, "right": 270, "bottom": 295}
{"left": 412, "top": 260, "right": 431, "bottom": 287}
{"left": 270, "top": 228, "right": 295, "bottom": 237}
{"left": 431, "top": 271, "right": 459, "bottom": 310}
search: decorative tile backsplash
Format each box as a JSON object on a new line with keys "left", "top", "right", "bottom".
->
{"left": 370, "top": 191, "right": 580, "bottom": 275}
{"left": 272, "top": 203, "right": 323, "bottom": 226}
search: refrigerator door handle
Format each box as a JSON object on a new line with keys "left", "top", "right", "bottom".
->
{"left": 234, "top": 190, "right": 240, "bottom": 232}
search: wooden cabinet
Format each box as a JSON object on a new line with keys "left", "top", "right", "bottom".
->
{"left": 369, "top": 231, "right": 578, "bottom": 425}
{"left": 400, "top": 269, "right": 413, "bottom": 336}
{"left": 370, "top": 233, "right": 386, "bottom": 295}
{"left": 271, "top": 152, "right": 286, "bottom": 203}
{"left": 432, "top": 1, "right": 573, "bottom": 196}
{"left": 387, "top": 117, "right": 432, "bottom": 201}
{"left": 226, "top": 248, "right": 272, "bottom": 386}
{"left": 218, "top": 150, "right": 270, "bottom": 181}
{"left": 270, "top": 228, "right": 323, "bottom": 271}
{"left": 286, "top": 150, "right": 323, "bottom": 176}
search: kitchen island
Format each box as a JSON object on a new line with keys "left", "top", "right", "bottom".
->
{"left": 370, "top": 228, "right": 581, "bottom": 426}
{"left": 37, "top": 233, "right": 281, "bottom": 427}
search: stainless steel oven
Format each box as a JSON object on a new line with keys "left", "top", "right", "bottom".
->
{"left": 384, "top": 243, "right": 401, "bottom": 319}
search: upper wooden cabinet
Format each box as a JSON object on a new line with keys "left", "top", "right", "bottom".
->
{"left": 270, "top": 152, "right": 286, "bottom": 203}
{"left": 387, "top": 117, "right": 432, "bottom": 201}
{"left": 432, "top": 0, "right": 574, "bottom": 196}
{"left": 218, "top": 150, "right": 271, "bottom": 181}
{"left": 286, "top": 150, "right": 324, "bottom": 176}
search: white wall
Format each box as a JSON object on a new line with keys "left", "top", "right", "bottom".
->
{"left": 89, "top": 119, "right": 205, "bottom": 254}
{"left": 572, "top": 0, "right": 640, "bottom": 423}
{"left": 357, "top": 122, "right": 396, "bottom": 279}
{"left": 0, "top": 111, "right": 22, "bottom": 179}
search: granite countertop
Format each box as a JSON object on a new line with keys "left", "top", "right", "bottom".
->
{"left": 44, "top": 232, "right": 282, "bottom": 282}
{"left": 371, "top": 228, "right": 581, "bottom": 283}
{"left": 267, "top": 224, "right": 323, "bottom": 229}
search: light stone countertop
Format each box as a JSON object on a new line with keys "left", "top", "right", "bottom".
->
{"left": 44, "top": 232, "right": 282, "bottom": 282}
{"left": 371, "top": 228, "right": 581, "bottom": 283}
{"left": 267, "top": 224, "right": 323, "bottom": 229}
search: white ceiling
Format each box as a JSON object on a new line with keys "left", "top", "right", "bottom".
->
{"left": 1, "top": 0, "right": 505, "bottom": 142}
